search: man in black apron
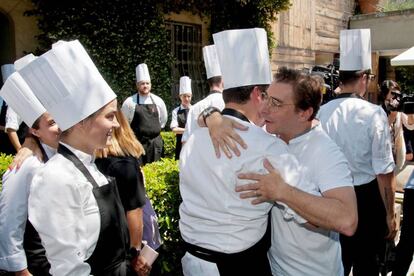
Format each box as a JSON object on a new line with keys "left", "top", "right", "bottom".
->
{"left": 170, "top": 76, "right": 192, "bottom": 159}
{"left": 121, "top": 63, "right": 167, "bottom": 165}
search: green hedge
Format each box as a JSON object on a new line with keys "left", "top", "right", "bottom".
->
{"left": 161, "top": 131, "right": 176, "bottom": 159}
{"left": 142, "top": 158, "right": 182, "bottom": 275}
{"left": 0, "top": 153, "right": 13, "bottom": 190}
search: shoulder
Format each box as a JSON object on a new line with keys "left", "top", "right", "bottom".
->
{"left": 172, "top": 106, "right": 180, "bottom": 114}
{"left": 150, "top": 93, "right": 166, "bottom": 104}
{"left": 122, "top": 95, "right": 137, "bottom": 106}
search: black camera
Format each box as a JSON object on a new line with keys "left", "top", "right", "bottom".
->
{"left": 309, "top": 64, "right": 340, "bottom": 104}
{"left": 387, "top": 91, "right": 414, "bottom": 114}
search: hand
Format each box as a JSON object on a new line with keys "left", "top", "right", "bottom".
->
{"left": 15, "top": 268, "right": 32, "bottom": 276}
{"left": 236, "top": 158, "right": 287, "bottom": 204}
{"left": 206, "top": 113, "right": 248, "bottom": 158}
{"left": 385, "top": 212, "right": 398, "bottom": 240}
{"left": 132, "top": 255, "right": 151, "bottom": 276}
{"left": 9, "top": 147, "right": 34, "bottom": 171}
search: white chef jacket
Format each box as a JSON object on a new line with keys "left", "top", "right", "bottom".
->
{"left": 28, "top": 143, "right": 109, "bottom": 276}
{"left": 0, "top": 144, "right": 56, "bottom": 272}
{"left": 5, "top": 107, "right": 22, "bottom": 131}
{"left": 179, "top": 116, "right": 312, "bottom": 255}
{"left": 170, "top": 104, "right": 190, "bottom": 130}
{"left": 318, "top": 97, "right": 395, "bottom": 186}
{"left": 121, "top": 93, "right": 168, "bottom": 128}
{"left": 181, "top": 92, "right": 224, "bottom": 143}
{"left": 269, "top": 123, "right": 353, "bottom": 276}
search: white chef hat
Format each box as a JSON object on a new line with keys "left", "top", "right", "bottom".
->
{"left": 136, "top": 63, "right": 151, "bottom": 83}
{"left": 1, "top": 64, "right": 15, "bottom": 82}
{"left": 179, "top": 76, "right": 192, "bottom": 95}
{"left": 14, "top": 54, "right": 37, "bottom": 71}
{"left": 202, "top": 45, "right": 222, "bottom": 79}
{"left": 213, "top": 28, "right": 272, "bottom": 90}
{"left": 0, "top": 72, "right": 46, "bottom": 128}
{"left": 18, "top": 40, "right": 116, "bottom": 131}
{"left": 339, "top": 29, "right": 372, "bottom": 71}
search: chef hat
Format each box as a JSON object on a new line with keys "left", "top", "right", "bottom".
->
{"left": 339, "top": 29, "right": 372, "bottom": 71}
{"left": 0, "top": 72, "right": 46, "bottom": 128}
{"left": 202, "top": 45, "right": 222, "bottom": 79}
{"left": 1, "top": 64, "right": 15, "bottom": 82}
{"left": 136, "top": 63, "right": 151, "bottom": 83}
{"left": 18, "top": 40, "right": 116, "bottom": 131}
{"left": 179, "top": 76, "right": 192, "bottom": 95}
{"left": 14, "top": 54, "right": 37, "bottom": 71}
{"left": 213, "top": 28, "right": 272, "bottom": 90}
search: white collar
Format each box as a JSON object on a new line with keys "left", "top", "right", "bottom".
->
{"left": 59, "top": 142, "right": 95, "bottom": 164}
{"left": 40, "top": 142, "right": 57, "bottom": 159}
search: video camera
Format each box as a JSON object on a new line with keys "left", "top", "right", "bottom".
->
{"left": 387, "top": 91, "right": 414, "bottom": 114}
{"left": 309, "top": 64, "right": 340, "bottom": 104}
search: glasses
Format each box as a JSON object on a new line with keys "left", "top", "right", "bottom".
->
{"left": 261, "top": 91, "right": 295, "bottom": 110}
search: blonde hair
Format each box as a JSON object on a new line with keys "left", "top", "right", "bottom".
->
{"left": 95, "top": 109, "right": 145, "bottom": 159}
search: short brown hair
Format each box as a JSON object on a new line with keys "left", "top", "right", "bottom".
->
{"left": 222, "top": 85, "right": 268, "bottom": 104}
{"left": 339, "top": 69, "right": 370, "bottom": 86}
{"left": 274, "top": 67, "right": 323, "bottom": 121}
{"left": 207, "top": 76, "right": 222, "bottom": 88}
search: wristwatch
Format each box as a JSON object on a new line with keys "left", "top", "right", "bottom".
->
{"left": 202, "top": 106, "right": 221, "bottom": 126}
{"left": 129, "top": 246, "right": 141, "bottom": 258}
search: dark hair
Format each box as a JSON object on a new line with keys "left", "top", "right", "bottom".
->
{"left": 222, "top": 84, "right": 268, "bottom": 104}
{"left": 31, "top": 115, "right": 42, "bottom": 130}
{"left": 379, "top": 80, "right": 400, "bottom": 103}
{"left": 339, "top": 69, "right": 370, "bottom": 86}
{"left": 207, "top": 76, "right": 222, "bottom": 88}
{"left": 274, "top": 67, "right": 323, "bottom": 121}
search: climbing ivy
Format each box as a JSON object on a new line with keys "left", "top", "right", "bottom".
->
{"left": 25, "top": 0, "right": 291, "bottom": 111}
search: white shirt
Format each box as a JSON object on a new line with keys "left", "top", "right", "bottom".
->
{"left": 28, "top": 143, "right": 108, "bottom": 276}
{"left": 318, "top": 97, "right": 395, "bottom": 186}
{"left": 0, "top": 144, "right": 56, "bottom": 272}
{"left": 181, "top": 92, "right": 224, "bottom": 142}
{"left": 179, "top": 116, "right": 311, "bottom": 253}
{"left": 5, "top": 107, "right": 22, "bottom": 131}
{"left": 170, "top": 104, "right": 190, "bottom": 130}
{"left": 121, "top": 93, "right": 168, "bottom": 128}
{"left": 269, "top": 124, "right": 353, "bottom": 276}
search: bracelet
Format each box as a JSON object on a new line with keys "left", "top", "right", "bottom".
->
{"left": 202, "top": 107, "right": 221, "bottom": 126}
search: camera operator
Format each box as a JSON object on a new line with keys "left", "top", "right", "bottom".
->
{"left": 379, "top": 80, "right": 414, "bottom": 171}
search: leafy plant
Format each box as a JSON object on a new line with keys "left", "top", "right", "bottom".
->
{"left": 380, "top": 0, "right": 414, "bottom": 11}
{"left": 161, "top": 131, "right": 176, "bottom": 159}
{"left": 142, "top": 158, "right": 182, "bottom": 275}
{"left": 395, "top": 66, "right": 414, "bottom": 94}
{"left": 0, "top": 153, "right": 14, "bottom": 190}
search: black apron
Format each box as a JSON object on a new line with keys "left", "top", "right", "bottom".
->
{"left": 58, "top": 144, "right": 133, "bottom": 276}
{"left": 130, "top": 95, "right": 163, "bottom": 165}
{"left": 23, "top": 142, "right": 51, "bottom": 276}
{"left": 174, "top": 106, "right": 189, "bottom": 160}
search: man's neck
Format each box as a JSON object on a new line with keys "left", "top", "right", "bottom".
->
{"left": 225, "top": 103, "right": 257, "bottom": 124}
{"left": 209, "top": 86, "right": 223, "bottom": 93}
{"left": 282, "top": 120, "right": 316, "bottom": 143}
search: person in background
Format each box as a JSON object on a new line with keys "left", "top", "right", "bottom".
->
{"left": 318, "top": 29, "right": 397, "bottom": 276}
{"left": 21, "top": 40, "right": 135, "bottom": 276}
{"left": 379, "top": 79, "right": 414, "bottom": 170}
{"left": 95, "top": 109, "right": 155, "bottom": 275}
{"left": 121, "top": 63, "right": 167, "bottom": 165}
{"left": 0, "top": 64, "right": 16, "bottom": 155}
{"left": 0, "top": 66, "right": 59, "bottom": 276}
{"left": 170, "top": 76, "right": 192, "bottom": 159}
{"left": 181, "top": 45, "right": 224, "bottom": 145}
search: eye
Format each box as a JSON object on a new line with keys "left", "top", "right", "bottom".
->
{"left": 49, "top": 120, "right": 56, "bottom": 126}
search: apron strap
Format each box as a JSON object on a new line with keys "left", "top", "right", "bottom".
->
{"left": 57, "top": 144, "right": 100, "bottom": 189}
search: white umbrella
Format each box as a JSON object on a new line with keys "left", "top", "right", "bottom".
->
{"left": 391, "top": 46, "right": 414, "bottom": 66}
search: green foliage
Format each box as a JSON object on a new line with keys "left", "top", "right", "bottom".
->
{"left": 380, "top": 0, "right": 414, "bottom": 11}
{"left": 0, "top": 153, "right": 14, "bottom": 190}
{"left": 395, "top": 66, "right": 414, "bottom": 94}
{"left": 161, "top": 131, "right": 176, "bottom": 159}
{"left": 143, "top": 158, "right": 182, "bottom": 275}
{"left": 26, "top": 0, "right": 291, "bottom": 108}
{"left": 26, "top": 0, "right": 174, "bottom": 104}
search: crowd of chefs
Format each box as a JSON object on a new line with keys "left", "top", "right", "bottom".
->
{"left": 0, "top": 25, "right": 412, "bottom": 276}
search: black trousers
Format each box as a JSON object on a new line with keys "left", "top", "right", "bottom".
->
{"left": 341, "top": 179, "right": 388, "bottom": 276}
{"left": 393, "top": 189, "right": 414, "bottom": 276}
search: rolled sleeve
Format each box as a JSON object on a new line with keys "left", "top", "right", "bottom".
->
{"left": 170, "top": 107, "right": 179, "bottom": 129}
{"left": 121, "top": 97, "right": 136, "bottom": 124}
{"left": 5, "top": 107, "right": 22, "bottom": 131}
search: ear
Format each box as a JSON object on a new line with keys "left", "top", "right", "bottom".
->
{"left": 30, "top": 128, "right": 40, "bottom": 138}
{"left": 251, "top": 86, "right": 263, "bottom": 103}
{"left": 298, "top": 107, "right": 314, "bottom": 122}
